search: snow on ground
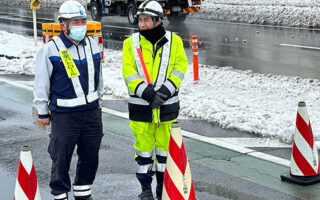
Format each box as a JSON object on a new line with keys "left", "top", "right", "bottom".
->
{"left": 1, "top": 30, "right": 320, "bottom": 144}
{"left": 190, "top": 0, "right": 320, "bottom": 28}
{"left": 191, "top": 2, "right": 320, "bottom": 28}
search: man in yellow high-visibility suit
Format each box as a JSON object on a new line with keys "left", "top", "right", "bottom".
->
{"left": 122, "top": 0, "right": 188, "bottom": 199}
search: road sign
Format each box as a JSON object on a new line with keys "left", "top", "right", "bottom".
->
{"left": 30, "top": 0, "right": 40, "bottom": 10}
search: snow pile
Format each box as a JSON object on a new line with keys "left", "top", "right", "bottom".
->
{"left": 2, "top": 31, "right": 320, "bottom": 143}
{"left": 0, "top": 31, "right": 41, "bottom": 74}
{"left": 204, "top": 0, "right": 320, "bottom": 7}
{"left": 180, "top": 66, "right": 320, "bottom": 144}
{"left": 191, "top": 2, "right": 320, "bottom": 28}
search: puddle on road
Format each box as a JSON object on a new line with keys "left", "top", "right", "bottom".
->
{"left": 0, "top": 167, "right": 16, "bottom": 199}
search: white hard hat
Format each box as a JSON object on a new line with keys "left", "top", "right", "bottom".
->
{"left": 58, "top": 0, "right": 87, "bottom": 20}
{"left": 137, "top": 0, "right": 164, "bottom": 18}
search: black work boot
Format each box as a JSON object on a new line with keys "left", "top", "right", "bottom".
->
{"left": 156, "top": 171, "right": 164, "bottom": 200}
{"left": 138, "top": 185, "right": 154, "bottom": 200}
{"left": 156, "top": 184, "right": 163, "bottom": 200}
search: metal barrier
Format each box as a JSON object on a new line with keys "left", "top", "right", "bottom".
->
{"left": 42, "top": 21, "right": 104, "bottom": 62}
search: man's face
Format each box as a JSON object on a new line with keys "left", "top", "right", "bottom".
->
{"left": 138, "top": 15, "right": 159, "bottom": 30}
{"left": 60, "top": 17, "right": 87, "bottom": 32}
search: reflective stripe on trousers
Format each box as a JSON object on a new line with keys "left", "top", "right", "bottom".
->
{"left": 54, "top": 193, "right": 67, "bottom": 200}
{"left": 73, "top": 185, "right": 92, "bottom": 198}
{"left": 130, "top": 121, "right": 172, "bottom": 186}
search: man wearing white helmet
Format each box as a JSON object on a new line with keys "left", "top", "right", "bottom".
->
{"left": 122, "top": 0, "right": 188, "bottom": 199}
{"left": 33, "top": 1, "right": 104, "bottom": 200}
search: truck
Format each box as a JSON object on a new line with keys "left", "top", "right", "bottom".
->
{"left": 87, "top": 0, "right": 201, "bottom": 24}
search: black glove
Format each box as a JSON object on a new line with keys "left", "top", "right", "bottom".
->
{"left": 150, "top": 92, "right": 167, "bottom": 109}
{"left": 157, "top": 84, "right": 172, "bottom": 101}
{"left": 141, "top": 84, "right": 155, "bottom": 103}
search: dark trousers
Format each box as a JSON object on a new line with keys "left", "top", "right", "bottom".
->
{"left": 48, "top": 108, "right": 103, "bottom": 196}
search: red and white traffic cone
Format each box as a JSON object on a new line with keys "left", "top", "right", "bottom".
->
{"left": 162, "top": 122, "right": 196, "bottom": 200}
{"left": 281, "top": 101, "right": 320, "bottom": 185}
{"left": 13, "top": 146, "right": 41, "bottom": 200}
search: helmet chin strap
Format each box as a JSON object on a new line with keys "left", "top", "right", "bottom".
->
{"left": 152, "top": 17, "right": 157, "bottom": 28}
{"left": 66, "top": 19, "right": 71, "bottom": 35}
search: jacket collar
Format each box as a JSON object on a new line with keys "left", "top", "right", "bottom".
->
{"left": 59, "top": 31, "right": 86, "bottom": 48}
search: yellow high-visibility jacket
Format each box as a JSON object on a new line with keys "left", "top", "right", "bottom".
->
{"left": 122, "top": 31, "right": 188, "bottom": 122}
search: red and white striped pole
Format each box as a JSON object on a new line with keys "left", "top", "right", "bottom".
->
{"left": 162, "top": 122, "right": 196, "bottom": 200}
{"left": 13, "top": 146, "right": 41, "bottom": 200}
{"left": 281, "top": 101, "right": 320, "bottom": 185}
{"left": 192, "top": 35, "right": 199, "bottom": 81}
{"left": 96, "top": 34, "right": 104, "bottom": 63}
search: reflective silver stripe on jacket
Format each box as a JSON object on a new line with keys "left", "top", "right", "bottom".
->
{"left": 136, "top": 150, "right": 153, "bottom": 158}
{"left": 154, "top": 31, "right": 172, "bottom": 91}
{"left": 137, "top": 163, "right": 153, "bottom": 174}
{"left": 136, "top": 82, "right": 148, "bottom": 97}
{"left": 163, "top": 80, "right": 176, "bottom": 96}
{"left": 87, "top": 91, "right": 99, "bottom": 103}
{"left": 129, "top": 96, "right": 179, "bottom": 106}
{"left": 132, "top": 33, "right": 146, "bottom": 82}
{"left": 85, "top": 40, "right": 95, "bottom": 94}
{"left": 171, "top": 70, "right": 185, "bottom": 81}
{"left": 73, "top": 185, "right": 91, "bottom": 197}
{"left": 155, "top": 163, "right": 166, "bottom": 172}
{"left": 125, "top": 73, "right": 140, "bottom": 86}
{"left": 52, "top": 37, "right": 98, "bottom": 107}
{"left": 132, "top": 31, "right": 172, "bottom": 91}
{"left": 57, "top": 96, "right": 87, "bottom": 107}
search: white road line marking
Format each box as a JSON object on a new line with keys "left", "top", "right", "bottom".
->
{"left": 182, "top": 130, "right": 291, "bottom": 167}
{"left": 279, "top": 43, "right": 320, "bottom": 50}
{"left": 216, "top": 137, "right": 291, "bottom": 148}
{"left": 102, "top": 107, "right": 291, "bottom": 167}
{"left": 0, "top": 78, "right": 33, "bottom": 91}
{"left": 1, "top": 79, "right": 291, "bottom": 167}
{"left": 102, "top": 107, "right": 128, "bottom": 119}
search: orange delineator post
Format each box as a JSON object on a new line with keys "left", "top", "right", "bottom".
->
{"left": 192, "top": 35, "right": 199, "bottom": 81}
{"left": 136, "top": 48, "right": 151, "bottom": 85}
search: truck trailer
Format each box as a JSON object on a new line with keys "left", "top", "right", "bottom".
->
{"left": 87, "top": 0, "right": 201, "bottom": 24}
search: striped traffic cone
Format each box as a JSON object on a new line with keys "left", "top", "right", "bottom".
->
{"left": 13, "top": 146, "right": 41, "bottom": 200}
{"left": 162, "top": 122, "right": 196, "bottom": 200}
{"left": 281, "top": 101, "right": 320, "bottom": 185}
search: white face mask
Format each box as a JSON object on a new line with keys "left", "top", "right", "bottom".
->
{"left": 69, "top": 25, "right": 87, "bottom": 41}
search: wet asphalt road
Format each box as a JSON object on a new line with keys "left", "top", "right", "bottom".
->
{"left": 1, "top": 79, "right": 315, "bottom": 200}
{"left": 0, "top": 6, "right": 320, "bottom": 79}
